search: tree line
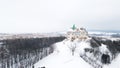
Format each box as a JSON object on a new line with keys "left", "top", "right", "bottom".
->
{"left": 0, "top": 36, "right": 65, "bottom": 68}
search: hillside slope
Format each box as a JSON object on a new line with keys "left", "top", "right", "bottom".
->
{"left": 34, "top": 37, "right": 120, "bottom": 68}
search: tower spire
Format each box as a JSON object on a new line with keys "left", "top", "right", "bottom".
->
{"left": 71, "top": 24, "right": 76, "bottom": 30}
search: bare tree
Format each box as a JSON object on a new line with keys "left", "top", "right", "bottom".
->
{"left": 68, "top": 43, "right": 76, "bottom": 56}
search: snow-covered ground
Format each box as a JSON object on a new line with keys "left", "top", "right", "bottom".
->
{"left": 34, "top": 38, "right": 120, "bottom": 68}
{"left": 103, "top": 54, "right": 120, "bottom": 68}
{"left": 34, "top": 53, "right": 93, "bottom": 68}
{"left": 34, "top": 40, "right": 93, "bottom": 68}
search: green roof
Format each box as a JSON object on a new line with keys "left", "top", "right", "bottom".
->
{"left": 71, "top": 24, "right": 76, "bottom": 30}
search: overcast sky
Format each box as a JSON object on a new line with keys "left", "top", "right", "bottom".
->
{"left": 0, "top": 0, "right": 120, "bottom": 33}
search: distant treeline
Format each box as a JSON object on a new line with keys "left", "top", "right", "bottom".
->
{"left": 2, "top": 37, "right": 65, "bottom": 54}
{"left": 0, "top": 36, "right": 65, "bottom": 68}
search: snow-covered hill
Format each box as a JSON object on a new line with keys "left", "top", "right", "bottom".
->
{"left": 1, "top": 27, "right": 120, "bottom": 68}
{"left": 34, "top": 28, "right": 120, "bottom": 68}
{"left": 34, "top": 40, "right": 93, "bottom": 68}
{"left": 34, "top": 37, "right": 120, "bottom": 68}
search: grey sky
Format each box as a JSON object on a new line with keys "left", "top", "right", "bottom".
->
{"left": 0, "top": 0, "right": 120, "bottom": 33}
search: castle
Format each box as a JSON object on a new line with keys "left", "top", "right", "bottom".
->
{"left": 67, "top": 25, "right": 89, "bottom": 41}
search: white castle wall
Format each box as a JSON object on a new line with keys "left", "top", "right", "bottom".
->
{"left": 67, "top": 28, "right": 89, "bottom": 41}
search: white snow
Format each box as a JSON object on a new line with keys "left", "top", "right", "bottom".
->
{"left": 74, "top": 41, "right": 91, "bottom": 56}
{"left": 99, "top": 44, "right": 110, "bottom": 54}
{"left": 34, "top": 39, "right": 120, "bottom": 68}
{"left": 34, "top": 40, "right": 93, "bottom": 68}
{"left": 99, "top": 44, "right": 112, "bottom": 60}
{"left": 103, "top": 54, "right": 120, "bottom": 68}
{"left": 98, "top": 44, "right": 120, "bottom": 68}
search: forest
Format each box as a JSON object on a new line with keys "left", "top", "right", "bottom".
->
{"left": 0, "top": 36, "right": 65, "bottom": 68}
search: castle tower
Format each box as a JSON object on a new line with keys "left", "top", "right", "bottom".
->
{"left": 67, "top": 25, "right": 89, "bottom": 41}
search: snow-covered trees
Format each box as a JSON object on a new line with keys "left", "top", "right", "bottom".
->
{"left": 67, "top": 43, "right": 77, "bottom": 56}
{"left": 0, "top": 37, "right": 65, "bottom": 68}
